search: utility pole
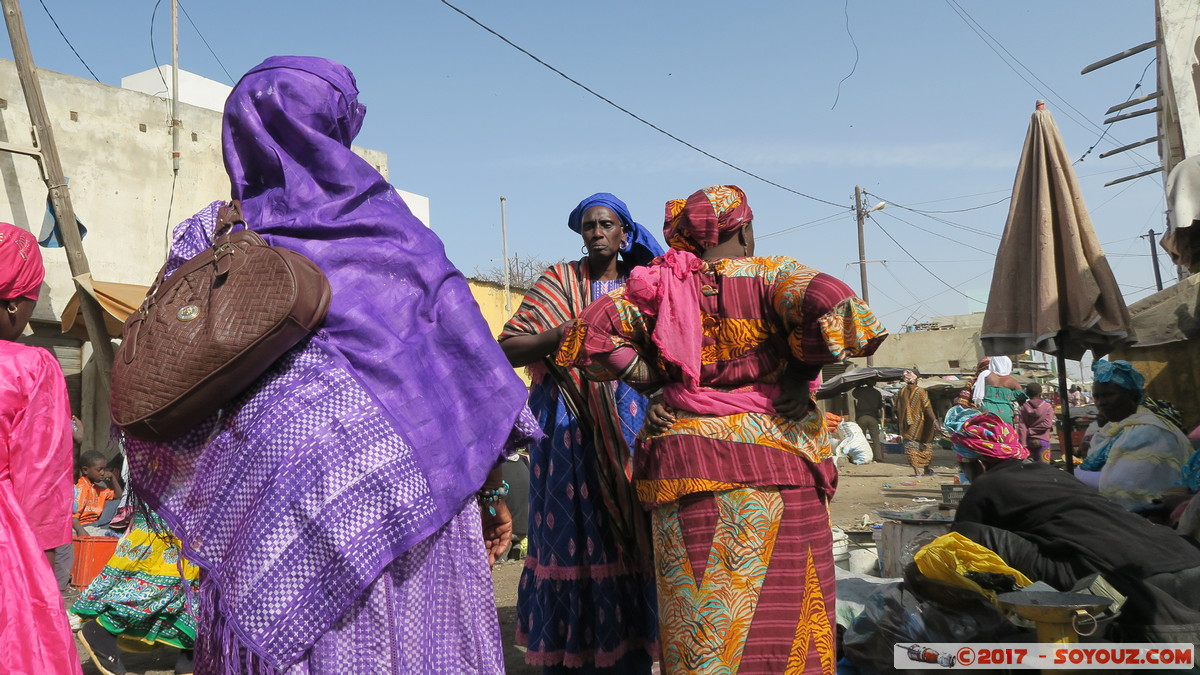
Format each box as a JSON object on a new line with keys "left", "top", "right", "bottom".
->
{"left": 855, "top": 186, "right": 870, "bottom": 306}
{"left": 1142, "top": 228, "right": 1163, "bottom": 292}
{"left": 854, "top": 186, "right": 880, "bottom": 365}
{"left": 2, "top": 0, "right": 113, "bottom": 380}
{"left": 170, "top": 0, "right": 180, "bottom": 174}
{"left": 500, "top": 196, "right": 512, "bottom": 315}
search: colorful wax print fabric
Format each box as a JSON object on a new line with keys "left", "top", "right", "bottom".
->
{"left": 71, "top": 510, "right": 199, "bottom": 649}
{"left": 652, "top": 486, "right": 836, "bottom": 674}
{"left": 560, "top": 256, "right": 884, "bottom": 506}
{"left": 505, "top": 262, "right": 658, "bottom": 669}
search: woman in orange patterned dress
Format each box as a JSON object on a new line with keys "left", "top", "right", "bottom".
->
{"left": 558, "top": 186, "right": 886, "bottom": 674}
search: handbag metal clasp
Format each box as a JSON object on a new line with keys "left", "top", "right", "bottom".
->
{"left": 213, "top": 242, "right": 238, "bottom": 277}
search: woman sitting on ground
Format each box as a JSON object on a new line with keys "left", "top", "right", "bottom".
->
{"left": 1075, "top": 360, "right": 1192, "bottom": 511}
{"left": 952, "top": 412, "right": 1200, "bottom": 643}
{"left": 943, "top": 388, "right": 982, "bottom": 480}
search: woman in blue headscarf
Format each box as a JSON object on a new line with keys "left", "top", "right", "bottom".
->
{"left": 501, "top": 194, "right": 662, "bottom": 674}
{"left": 1076, "top": 360, "right": 1192, "bottom": 511}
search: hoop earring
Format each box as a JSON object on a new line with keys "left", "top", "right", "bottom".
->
{"left": 581, "top": 244, "right": 589, "bottom": 255}
{"left": 621, "top": 239, "right": 630, "bottom": 251}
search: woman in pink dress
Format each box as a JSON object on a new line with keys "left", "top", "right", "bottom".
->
{"left": 0, "top": 222, "right": 81, "bottom": 675}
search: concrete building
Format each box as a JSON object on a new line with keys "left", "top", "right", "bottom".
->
{"left": 466, "top": 278, "right": 531, "bottom": 385}
{"left": 853, "top": 312, "right": 987, "bottom": 375}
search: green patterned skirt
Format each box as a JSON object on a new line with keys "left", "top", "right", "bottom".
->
{"left": 70, "top": 510, "right": 199, "bottom": 649}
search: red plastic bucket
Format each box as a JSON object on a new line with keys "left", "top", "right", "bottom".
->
{"left": 70, "top": 536, "right": 118, "bottom": 589}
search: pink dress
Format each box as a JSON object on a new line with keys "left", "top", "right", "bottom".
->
{"left": 0, "top": 340, "right": 81, "bottom": 675}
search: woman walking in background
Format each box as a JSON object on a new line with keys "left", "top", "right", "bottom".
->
{"left": 501, "top": 193, "right": 663, "bottom": 673}
{"left": 896, "top": 369, "right": 938, "bottom": 477}
{"left": 559, "top": 185, "right": 886, "bottom": 674}
{"left": 0, "top": 222, "right": 81, "bottom": 675}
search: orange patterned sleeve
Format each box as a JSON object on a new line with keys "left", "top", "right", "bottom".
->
{"left": 555, "top": 291, "right": 662, "bottom": 389}
{"left": 775, "top": 270, "right": 888, "bottom": 363}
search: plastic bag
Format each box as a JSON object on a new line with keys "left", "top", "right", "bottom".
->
{"left": 913, "top": 532, "right": 1032, "bottom": 602}
{"left": 835, "top": 421, "right": 873, "bottom": 465}
{"left": 843, "top": 576, "right": 1021, "bottom": 674}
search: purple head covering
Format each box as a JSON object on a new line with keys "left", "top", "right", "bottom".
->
{"left": 223, "top": 56, "right": 529, "bottom": 514}
{"left": 126, "top": 56, "right": 536, "bottom": 672}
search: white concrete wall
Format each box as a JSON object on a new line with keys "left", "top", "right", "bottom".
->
{"left": 0, "top": 59, "right": 396, "bottom": 324}
{"left": 121, "top": 66, "right": 232, "bottom": 112}
{"left": 397, "top": 189, "right": 430, "bottom": 228}
{"left": 1159, "top": 0, "right": 1200, "bottom": 174}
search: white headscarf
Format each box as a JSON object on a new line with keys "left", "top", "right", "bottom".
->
{"left": 972, "top": 356, "right": 1013, "bottom": 404}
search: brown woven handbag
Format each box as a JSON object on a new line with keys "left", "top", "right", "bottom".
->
{"left": 111, "top": 201, "right": 332, "bottom": 441}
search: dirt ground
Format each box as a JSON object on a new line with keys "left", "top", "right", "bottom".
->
{"left": 78, "top": 447, "right": 959, "bottom": 674}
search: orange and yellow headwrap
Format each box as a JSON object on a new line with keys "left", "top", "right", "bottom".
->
{"left": 663, "top": 185, "right": 753, "bottom": 253}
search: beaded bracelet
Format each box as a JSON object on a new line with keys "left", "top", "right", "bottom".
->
{"left": 478, "top": 480, "right": 510, "bottom": 516}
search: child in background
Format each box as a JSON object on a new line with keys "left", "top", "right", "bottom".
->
{"left": 1016, "top": 382, "right": 1056, "bottom": 463}
{"left": 74, "top": 450, "right": 122, "bottom": 536}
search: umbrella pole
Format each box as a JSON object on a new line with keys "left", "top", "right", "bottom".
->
{"left": 1056, "top": 346, "right": 1074, "bottom": 474}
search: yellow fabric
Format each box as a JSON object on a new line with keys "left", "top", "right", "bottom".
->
{"left": 914, "top": 532, "right": 1032, "bottom": 602}
{"left": 787, "top": 550, "right": 836, "bottom": 674}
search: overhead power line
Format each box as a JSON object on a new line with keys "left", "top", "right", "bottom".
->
{"left": 869, "top": 214, "right": 986, "bottom": 304}
{"left": 438, "top": 0, "right": 846, "bottom": 209}
{"left": 36, "top": 0, "right": 99, "bottom": 81}
{"left": 874, "top": 210, "right": 997, "bottom": 255}
{"left": 149, "top": 0, "right": 170, "bottom": 95}
{"left": 178, "top": 1, "right": 236, "bottom": 84}
{"left": 830, "top": 0, "right": 860, "bottom": 110}
{"left": 757, "top": 209, "right": 850, "bottom": 240}
{"left": 866, "top": 191, "right": 1003, "bottom": 240}
{"left": 944, "top": 0, "right": 1154, "bottom": 167}
{"left": 1076, "top": 57, "right": 1156, "bottom": 164}
{"left": 891, "top": 195, "right": 1011, "bottom": 214}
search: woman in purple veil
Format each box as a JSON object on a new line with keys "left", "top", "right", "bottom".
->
{"left": 124, "top": 56, "right": 537, "bottom": 674}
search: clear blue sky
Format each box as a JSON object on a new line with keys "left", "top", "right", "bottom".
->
{"left": 2, "top": 0, "right": 1170, "bottom": 332}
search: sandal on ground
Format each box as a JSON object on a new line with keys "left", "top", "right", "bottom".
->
{"left": 77, "top": 621, "right": 127, "bottom": 675}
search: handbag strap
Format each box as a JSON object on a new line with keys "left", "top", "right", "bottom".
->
{"left": 215, "top": 199, "right": 246, "bottom": 238}
{"left": 124, "top": 200, "right": 245, "bottom": 364}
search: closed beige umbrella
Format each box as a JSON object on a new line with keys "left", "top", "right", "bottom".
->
{"left": 981, "top": 101, "right": 1135, "bottom": 469}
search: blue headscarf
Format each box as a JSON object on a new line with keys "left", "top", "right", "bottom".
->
{"left": 1092, "top": 359, "right": 1145, "bottom": 402}
{"left": 567, "top": 193, "right": 664, "bottom": 267}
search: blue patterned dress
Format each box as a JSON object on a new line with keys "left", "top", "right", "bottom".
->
{"left": 515, "top": 276, "right": 658, "bottom": 674}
